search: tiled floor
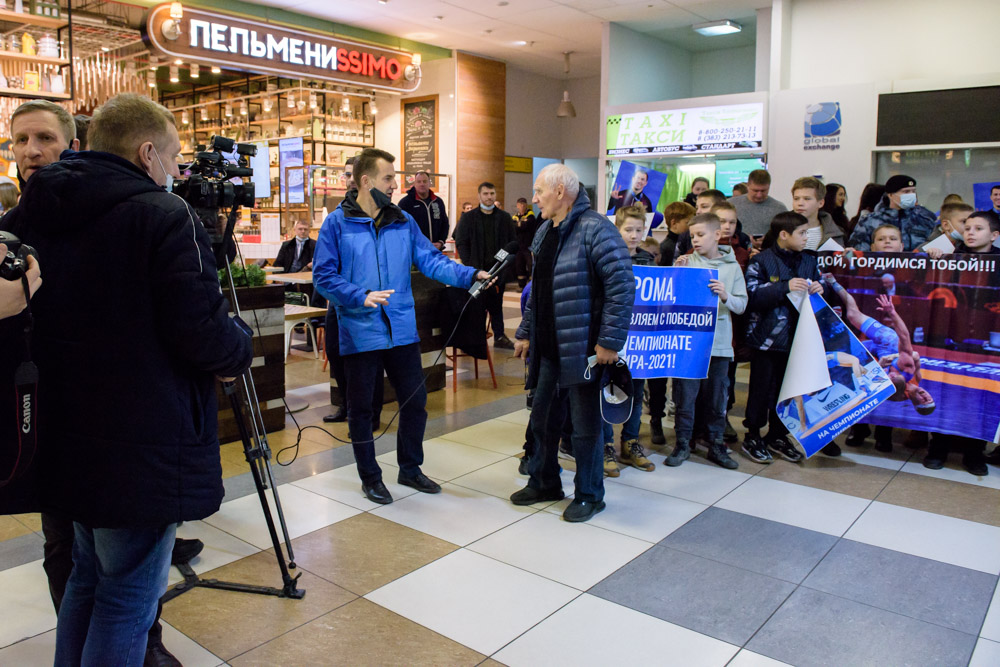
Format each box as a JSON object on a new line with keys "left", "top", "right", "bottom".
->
{"left": 1, "top": 308, "right": 999, "bottom": 665}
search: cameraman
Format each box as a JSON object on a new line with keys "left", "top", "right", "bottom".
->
{"left": 2, "top": 93, "right": 253, "bottom": 664}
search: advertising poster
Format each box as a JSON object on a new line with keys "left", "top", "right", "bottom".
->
{"left": 819, "top": 251, "right": 1000, "bottom": 443}
{"left": 606, "top": 102, "right": 764, "bottom": 156}
{"left": 777, "top": 292, "right": 896, "bottom": 457}
{"left": 607, "top": 161, "right": 667, "bottom": 216}
{"left": 278, "top": 137, "right": 305, "bottom": 205}
{"left": 622, "top": 265, "right": 719, "bottom": 380}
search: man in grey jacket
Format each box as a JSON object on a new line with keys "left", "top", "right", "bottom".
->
{"left": 511, "top": 164, "right": 635, "bottom": 523}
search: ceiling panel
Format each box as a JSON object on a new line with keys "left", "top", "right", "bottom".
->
{"left": 441, "top": 0, "right": 560, "bottom": 20}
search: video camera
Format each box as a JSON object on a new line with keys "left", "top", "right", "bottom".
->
{"left": 172, "top": 135, "right": 257, "bottom": 246}
{"left": 0, "top": 231, "right": 37, "bottom": 282}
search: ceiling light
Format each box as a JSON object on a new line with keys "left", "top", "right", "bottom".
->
{"left": 147, "top": 70, "right": 156, "bottom": 88}
{"left": 181, "top": 110, "right": 189, "bottom": 125}
{"left": 149, "top": 56, "right": 159, "bottom": 71}
{"left": 434, "top": 15, "right": 443, "bottom": 21}
{"left": 369, "top": 96, "right": 378, "bottom": 115}
{"left": 556, "top": 52, "right": 576, "bottom": 118}
{"left": 169, "top": 64, "right": 179, "bottom": 83}
{"left": 411, "top": 53, "right": 421, "bottom": 67}
{"left": 200, "top": 107, "right": 209, "bottom": 122}
{"left": 342, "top": 96, "right": 351, "bottom": 114}
{"left": 309, "top": 90, "right": 318, "bottom": 109}
{"left": 211, "top": 66, "right": 221, "bottom": 74}
{"left": 169, "top": 2, "right": 184, "bottom": 20}
{"left": 692, "top": 19, "right": 742, "bottom": 36}
{"left": 287, "top": 92, "right": 295, "bottom": 109}
{"left": 224, "top": 102, "right": 233, "bottom": 117}
{"left": 263, "top": 96, "right": 274, "bottom": 112}
{"left": 378, "top": 0, "right": 388, "bottom": 4}
{"left": 174, "top": 58, "right": 183, "bottom": 65}
{"left": 190, "top": 63, "right": 199, "bottom": 79}
{"left": 513, "top": 40, "right": 527, "bottom": 46}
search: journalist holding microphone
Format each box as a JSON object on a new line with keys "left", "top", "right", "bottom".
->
{"left": 1, "top": 93, "right": 253, "bottom": 665}
{"left": 313, "top": 147, "right": 494, "bottom": 506}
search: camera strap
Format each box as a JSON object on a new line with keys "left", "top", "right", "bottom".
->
{"left": 2, "top": 274, "right": 38, "bottom": 488}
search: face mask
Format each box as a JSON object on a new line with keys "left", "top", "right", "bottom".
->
{"left": 369, "top": 186, "right": 392, "bottom": 209}
{"left": 151, "top": 145, "right": 173, "bottom": 191}
{"left": 480, "top": 203, "right": 496, "bottom": 212}
{"left": 950, "top": 228, "right": 964, "bottom": 241}
{"left": 898, "top": 193, "right": 917, "bottom": 209}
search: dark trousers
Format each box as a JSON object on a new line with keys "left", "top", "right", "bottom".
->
{"left": 326, "top": 307, "right": 383, "bottom": 419}
{"left": 343, "top": 342, "right": 426, "bottom": 485}
{"left": 727, "top": 360, "right": 738, "bottom": 411}
{"left": 482, "top": 283, "right": 506, "bottom": 339}
{"left": 527, "top": 356, "right": 604, "bottom": 503}
{"left": 647, "top": 377, "right": 667, "bottom": 421}
{"left": 744, "top": 349, "right": 789, "bottom": 440}
{"left": 674, "top": 357, "right": 731, "bottom": 445}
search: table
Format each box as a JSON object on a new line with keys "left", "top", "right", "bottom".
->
{"left": 283, "top": 304, "right": 329, "bottom": 412}
{"left": 268, "top": 271, "right": 313, "bottom": 285}
{"left": 262, "top": 266, "right": 283, "bottom": 273}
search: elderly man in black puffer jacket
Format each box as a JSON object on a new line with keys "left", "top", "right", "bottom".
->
{"left": 2, "top": 93, "right": 253, "bottom": 664}
{"left": 511, "top": 164, "right": 635, "bottom": 523}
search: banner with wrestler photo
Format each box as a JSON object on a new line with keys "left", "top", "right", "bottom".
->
{"left": 819, "top": 251, "right": 1000, "bottom": 444}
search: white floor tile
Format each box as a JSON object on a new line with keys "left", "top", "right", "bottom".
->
{"left": 0, "top": 628, "right": 54, "bottom": 663}
{"left": 438, "top": 420, "right": 530, "bottom": 455}
{"left": 365, "top": 549, "right": 579, "bottom": 656}
{"left": 970, "top": 637, "right": 1000, "bottom": 667}
{"left": 290, "top": 465, "right": 419, "bottom": 511}
{"left": 450, "top": 457, "right": 575, "bottom": 507}
{"left": 376, "top": 438, "right": 507, "bottom": 481}
{"left": 493, "top": 594, "right": 738, "bottom": 667}
{"left": 160, "top": 621, "right": 226, "bottom": 667}
{"left": 468, "top": 511, "right": 652, "bottom": 590}
{"left": 544, "top": 481, "right": 707, "bottom": 543}
{"left": 370, "top": 483, "right": 537, "bottom": 546}
{"left": 495, "top": 409, "right": 531, "bottom": 426}
{"left": 609, "top": 459, "right": 752, "bottom": 506}
{"left": 0, "top": 560, "right": 57, "bottom": 647}
{"left": 167, "top": 521, "right": 261, "bottom": 586}
{"left": 900, "top": 460, "right": 1000, "bottom": 491}
{"left": 845, "top": 502, "right": 1000, "bottom": 574}
{"left": 202, "top": 484, "right": 360, "bottom": 550}
{"left": 728, "top": 649, "right": 794, "bottom": 666}
{"left": 838, "top": 449, "right": 911, "bottom": 471}
{"left": 715, "top": 476, "right": 870, "bottom": 537}
{"left": 982, "top": 582, "right": 1000, "bottom": 642}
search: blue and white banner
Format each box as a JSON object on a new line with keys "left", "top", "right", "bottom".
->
{"left": 777, "top": 292, "right": 896, "bottom": 457}
{"left": 622, "top": 265, "right": 719, "bottom": 380}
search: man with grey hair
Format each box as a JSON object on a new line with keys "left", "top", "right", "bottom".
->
{"left": 2, "top": 93, "right": 253, "bottom": 664}
{"left": 511, "top": 163, "right": 635, "bottom": 523}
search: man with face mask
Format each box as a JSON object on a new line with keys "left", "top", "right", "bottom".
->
{"left": 313, "top": 148, "right": 491, "bottom": 505}
{"left": 2, "top": 93, "right": 253, "bottom": 664}
{"left": 848, "top": 175, "right": 936, "bottom": 251}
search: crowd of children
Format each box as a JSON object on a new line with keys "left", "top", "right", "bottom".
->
{"left": 572, "top": 172, "right": 1000, "bottom": 477}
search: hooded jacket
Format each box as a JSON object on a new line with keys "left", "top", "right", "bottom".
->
{"left": 745, "top": 245, "right": 821, "bottom": 352}
{"left": 0, "top": 150, "right": 253, "bottom": 527}
{"left": 516, "top": 189, "right": 635, "bottom": 388}
{"left": 397, "top": 186, "right": 449, "bottom": 244}
{"left": 313, "top": 190, "right": 477, "bottom": 355}
{"left": 685, "top": 246, "right": 748, "bottom": 359}
{"left": 847, "top": 198, "right": 936, "bottom": 251}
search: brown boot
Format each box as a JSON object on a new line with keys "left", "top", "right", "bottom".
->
{"left": 603, "top": 443, "right": 620, "bottom": 477}
{"left": 620, "top": 439, "right": 655, "bottom": 472}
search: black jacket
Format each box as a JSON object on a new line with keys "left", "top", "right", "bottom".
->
{"left": 397, "top": 187, "right": 449, "bottom": 244}
{"left": 274, "top": 236, "right": 315, "bottom": 273}
{"left": 0, "top": 151, "right": 253, "bottom": 527}
{"left": 454, "top": 206, "right": 517, "bottom": 272}
{"left": 745, "top": 246, "right": 821, "bottom": 352}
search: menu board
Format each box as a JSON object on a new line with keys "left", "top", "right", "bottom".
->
{"left": 402, "top": 95, "right": 438, "bottom": 174}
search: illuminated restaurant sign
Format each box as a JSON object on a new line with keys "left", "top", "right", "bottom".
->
{"left": 143, "top": 3, "right": 421, "bottom": 92}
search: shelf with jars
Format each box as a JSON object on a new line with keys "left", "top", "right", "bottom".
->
{"left": 0, "top": 4, "right": 72, "bottom": 103}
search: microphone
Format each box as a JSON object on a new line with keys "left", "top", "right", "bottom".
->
{"left": 469, "top": 241, "right": 520, "bottom": 299}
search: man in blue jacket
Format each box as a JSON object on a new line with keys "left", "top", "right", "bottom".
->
{"left": 511, "top": 164, "right": 635, "bottom": 523}
{"left": 314, "top": 148, "right": 492, "bottom": 505}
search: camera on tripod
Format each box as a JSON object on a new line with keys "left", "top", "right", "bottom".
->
{"left": 0, "top": 231, "right": 37, "bottom": 282}
{"left": 172, "top": 135, "right": 257, "bottom": 245}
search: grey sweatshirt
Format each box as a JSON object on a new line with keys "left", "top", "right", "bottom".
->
{"left": 686, "top": 245, "right": 748, "bottom": 359}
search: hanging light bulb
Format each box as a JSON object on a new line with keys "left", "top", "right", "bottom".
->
{"left": 240, "top": 100, "right": 248, "bottom": 116}
{"left": 369, "top": 96, "right": 378, "bottom": 116}
{"left": 190, "top": 63, "right": 199, "bottom": 79}
{"left": 211, "top": 66, "right": 221, "bottom": 74}
{"left": 169, "top": 64, "right": 179, "bottom": 83}
{"left": 262, "top": 96, "right": 273, "bottom": 112}
{"left": 224, "top": 102, "right": 233, "bottom": 117}
{"left": 147, "top": 70, "right": 156, "bottom": 88}
{"left": 181, "top": 110, "right": 189, "bottom": 125}
{"left": 169, "top": 1, "right": 184, "bottom": 20}
{"left": 200, "top": 107, "right": 209, "bottom": 122}
{"left": 309, "top": 90, "right": 317, "bottom": 110}
{"left": 287, "top": 92, "right": 295, "bottom": 109}
{"left": 148, "top": 56, "right": 159, "bottom": 71}
{"left": 341, "top": 96, "right": 351, "bottom": 115}
{"left": 174, "top": 58, "right": 183, "bottom": 66}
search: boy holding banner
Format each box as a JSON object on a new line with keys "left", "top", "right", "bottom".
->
{"left": 667, "top": 213, "right": 747, "bottom": 469}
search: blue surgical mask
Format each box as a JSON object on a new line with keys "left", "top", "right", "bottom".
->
{"left": 369, "top": 186, "right": 392, "bottom": 210}
{"left": 151, "top": 146, "right": 174, "bottom": 192}
{"left": 480, "top": 203, "right": 496, "bottom": 212}
{"left": 898, "top": 193, "right": 917, "bottom": 209}
{"left": 950, "top": 228, "right": 964, "bottom": 241}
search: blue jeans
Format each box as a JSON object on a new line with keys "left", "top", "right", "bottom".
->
{"left": 602, "top": 379, "right": 646, "bottom": 443}
{"left": 673, "top": 357, "right": 730, "bottom": 445}
{"left": 343, "top": 342, "right": 427, "bottom": 484}
{"left": 527, "top": 355, "right": 604, "bottom": 503}
{"left": 55, "top": 522, "right": 176, "bottom": 666}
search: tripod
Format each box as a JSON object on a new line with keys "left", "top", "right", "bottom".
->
{"left": 163, "top": 203, "right": 305, "bottom": 603}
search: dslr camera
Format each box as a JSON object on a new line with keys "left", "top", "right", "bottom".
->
{"left": 172, "top": 135, "right": 257, "bottom": 245}
{"left": 0, "top": 231, "right": 36, "bottom": 281}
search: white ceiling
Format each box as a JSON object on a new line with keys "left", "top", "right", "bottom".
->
{"left": 239, "top": 0, "right": 767, "bottom": 79}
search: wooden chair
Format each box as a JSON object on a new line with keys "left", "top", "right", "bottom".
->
{"left": 447, "top": 312, "right": 498, "bottom": 392}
